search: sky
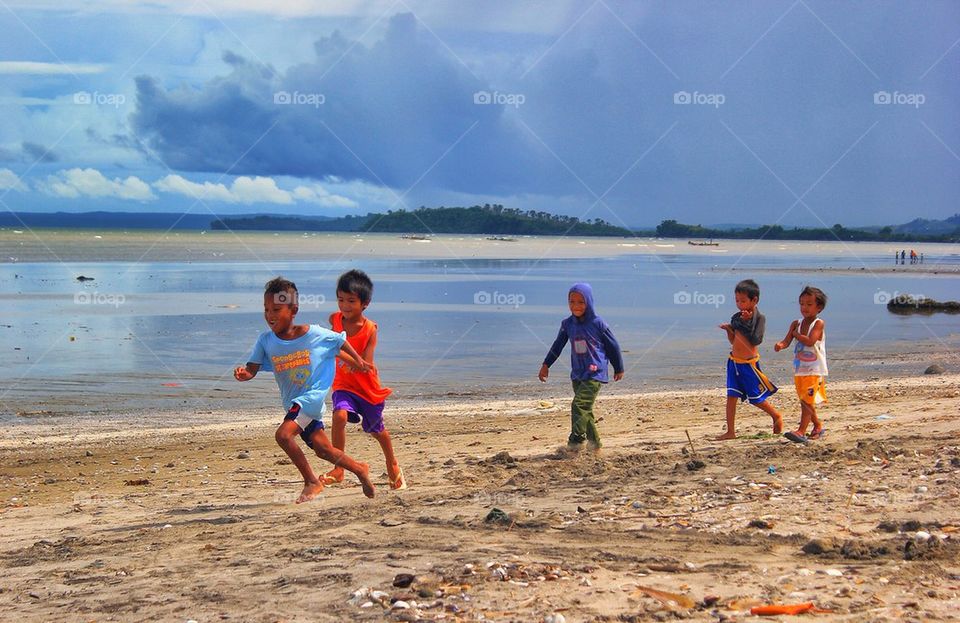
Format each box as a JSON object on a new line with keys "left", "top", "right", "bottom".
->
{"left": 0, "top": 0, "right": 957, "bottom": 228}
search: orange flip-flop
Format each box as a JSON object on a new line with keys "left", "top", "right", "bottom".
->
{"left": 321, "top": 471, "right": 344, "bottom": 485}
{"left": 389, "top": 466, "right": 408, "bottom": 490}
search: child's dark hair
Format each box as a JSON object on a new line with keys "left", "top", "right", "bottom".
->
{"left": 337, "top": 269, "right": 373, "bottom": 304}
{"left": 265, "top": 276, "right": 298, "bottom": 306}
{"left": 734, "top": 279, "right": 760, "bottom": 300}
{"left": 800, "top": 285, "right": 827, "bottom": 309}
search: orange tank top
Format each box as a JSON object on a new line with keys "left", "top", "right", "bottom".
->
{"left": 331, "top": 312, "right": 392, "bottom": 404}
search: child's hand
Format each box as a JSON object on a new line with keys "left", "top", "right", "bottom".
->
{"left": 538, "top": 364, "right": 549, "bottom": 382}
{"left": 613, "top": 371, "right": 624, "bottom": 381}
{"left": 354, "top": 357, "right": 371, "bottom": 373}
{"left": 719, "top": 323, "right": 732, "bottom": 331}
{"left": 774, "top": 341, "right": 785, "bottom": 352}
{"left": 234, "top": 366, "right": 254, "bottom": 381}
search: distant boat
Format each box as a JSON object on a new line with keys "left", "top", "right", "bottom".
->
{"left": 486, "top": 236, "right": 516, "bottom": 242}
{"left": 400, "top": 234, "right": 431, "bottom": 240}
{"left": 688, "top": 239, "right": 719, "bottom": 246}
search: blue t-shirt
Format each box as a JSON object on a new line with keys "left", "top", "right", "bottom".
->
{"left": 247, "top": 325, "right": 346, "bottom": 419}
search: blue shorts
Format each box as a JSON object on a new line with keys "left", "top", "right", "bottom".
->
{"left": 284, "top": 403, "right": 324, "bottom": 448}
{"left": 726, "top": 356, "right": 777, "bottom": 404}
{"left": 331, "top": 390, "right": 386, "bottom": 434}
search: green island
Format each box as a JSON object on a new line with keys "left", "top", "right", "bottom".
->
{"left": 211, "top": 206, "right": 960, "bottom": 242}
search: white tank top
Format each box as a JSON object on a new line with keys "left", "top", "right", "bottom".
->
{"left": 793, "top": 317, "right": 828, "bottom": 376}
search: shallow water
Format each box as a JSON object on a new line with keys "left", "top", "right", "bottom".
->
{"left": 1, "top": 230, "right": 958, "bottom": 418}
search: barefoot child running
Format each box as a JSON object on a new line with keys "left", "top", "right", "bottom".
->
{"left": 234, "top": 277, "right": 376, "bottom": 502}
{"left": 775, "top": 286, "right": 828, "bottom": 443}
{"left": 717, "top": 279, "right": 783, "bottom": 440}
{"left": 323, "top": 269, "right": 406, "bottom": 490}
{"left": 538, "top": 283, "right": 624, "bottom": 452}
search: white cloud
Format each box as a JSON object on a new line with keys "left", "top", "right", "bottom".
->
{"left": 41, "top": 168, "right": 156, "bottom": 201}
{"left": 155, "top": 174, "right": 357, "bottom": 207}
{"left": 292, "top": 184, "right": 358, "bottom": 208}
{"left": 0, "top": 169, "right": 27, "bottom": 192}
{"left": 0, "top": 61, "right": 107, "bottom": 75}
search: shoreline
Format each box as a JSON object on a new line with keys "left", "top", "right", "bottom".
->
{"left": 2, "top": 372, "right": 958, "bottom": 621}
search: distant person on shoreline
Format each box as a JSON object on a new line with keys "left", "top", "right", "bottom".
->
{"left": 775, "top": 286, "right": 828, "bottom": 443}
{"left": 539, "top": 283, "right": 624, "bottom": 453}
{"left": 234, "top": 277, "right": 375, "bottom": 503}
{"left": 717, "top": 279, "right": 783, "bottom": 440}
{"left": 901, "top": 250, "right": 906, "bottom": 265}
{"left": 323, "top": 269, "right": 406, "bottom": 490}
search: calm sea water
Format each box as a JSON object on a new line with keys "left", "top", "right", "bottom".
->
{"left": 1, "top": 234, "right": 958, "bottom": 418}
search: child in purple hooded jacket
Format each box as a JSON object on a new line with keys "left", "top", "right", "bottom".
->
{"left": 538, "top": 283, "right": 624, "bottom": 451}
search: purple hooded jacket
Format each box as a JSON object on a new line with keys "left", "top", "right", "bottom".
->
{"left": 542, "top": 283, "right": 624, "bottom": 382}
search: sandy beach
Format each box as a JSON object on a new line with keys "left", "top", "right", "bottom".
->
{"left": 2, "top": 373, "right": 958, "bottom": 622}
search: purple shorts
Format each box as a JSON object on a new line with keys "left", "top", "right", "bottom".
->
{"left": 331, "top": 390, "right": 386, "bottom": 434}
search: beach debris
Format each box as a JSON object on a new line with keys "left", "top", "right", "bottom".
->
{"left": 75, "top": 275, "right": 94, "bottom": 281}
{"left": 924, "top": 364, "right": 946, "bottom": 375}
{"left": 874, "top": 414, "right": 893, "bottom": 421}
{"left": 685, "top": 459, "right": 706, "bottom": 471}
{"left": 916, "top": 485, "right": 928, "bottom": 493}
{"left": 544, "top": 614, "right": 566, "bottom": 623}
{"left": 750, "top": 602, "right": 830, "bottom": 616}
{"left": 748, "top": 519, "right": 774, "bottom": 529}
{"left": 124, "top": 479, "right": 150, "bottom": 486}
{"left": 488, "top": 451, "right": 516, "bottom": 465}
{"left": 824, "top": 569, "right": 843, "bottom": 577}
{"left": 379, "top": 518, "right": 405, "bottom": 527}
{"left": 393, "top": 573, "right": 415, "bottom": 588}
{"left": 768, "top": 465, "right": 777, "bottom": 474}
{"left": 484, "top": 507, "right": 512, "bottom": 525}
{"left": 631, "top": 584, "right": 695, "bottom": 609}
{"left": 537, "top": 400, "right": 555, "bottom": 409}
{"left": 237, "top": 451, "right": 250, "bottom": 459}
{"left": 84, "top": 450, "right": 93, "bottom": 457}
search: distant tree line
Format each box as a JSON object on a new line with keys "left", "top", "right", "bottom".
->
{"left": 655, "top": 220, "right": 960, "bottom": 243}
{"left": 213, "top": 204, "right": 633, "bottom": 237}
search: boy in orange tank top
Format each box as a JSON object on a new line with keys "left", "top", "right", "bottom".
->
{"left": 323, "top": 270, "right": 406, "bottom": 489}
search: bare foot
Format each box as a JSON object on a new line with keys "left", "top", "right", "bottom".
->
{"left": 296, "top": 480, "right": 324, "bottom": 504}
{"left": 322, "top": 468, "right": 344, "bottom": 485}
{"left": 716, "top": 431, "right": 737, "bottom": 441}
{"left": 771, "top": 415, "right": 783, "bottom": 435}
{"left": 354, "top": 462, "right": 375, "bottom": 498}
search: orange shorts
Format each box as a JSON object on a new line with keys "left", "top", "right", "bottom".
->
{"left": 795, "top": 375, "right": 826, "bottom": 405}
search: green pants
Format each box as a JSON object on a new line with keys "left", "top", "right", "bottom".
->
{"left": 569, "top": 379, "right": 602, "bottom": 447}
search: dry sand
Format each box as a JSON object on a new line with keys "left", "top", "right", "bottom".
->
{"left": 2, "top": 374, "right": 959, "bottom": 622}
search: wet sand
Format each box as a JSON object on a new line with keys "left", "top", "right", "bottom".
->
{"left": 2, "top": 374, "right": 958, "bottom": 622}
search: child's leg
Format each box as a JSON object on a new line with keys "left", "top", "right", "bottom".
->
{"left": 570, "top": 380, "right": 601, "bottom": 447}
{"left": 808, "top": 403, "right": 823, "bottom": 436}
{"left": 371, "top": 429, "right": 404, "bottom": 489}
{"left": 275, "top": 420, "right": 324, "bottom": 503}
{"left": 794, "top": 401, "right": 814, "bottom": 436}
{"left": 754, "top": 399, "right": 784, "bottom": 434}
{"left": 717, "top": 396, "right": 739, "bottom": 440}
{"left": 307, "top": 427, "right": 375, "bottom": 498}
{"left": 323, "top": 409, "right": 349, "bottom": 484}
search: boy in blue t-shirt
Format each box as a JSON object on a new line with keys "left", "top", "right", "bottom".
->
{"left": 234, "top": 277, "right": 376, "bottom": 503}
